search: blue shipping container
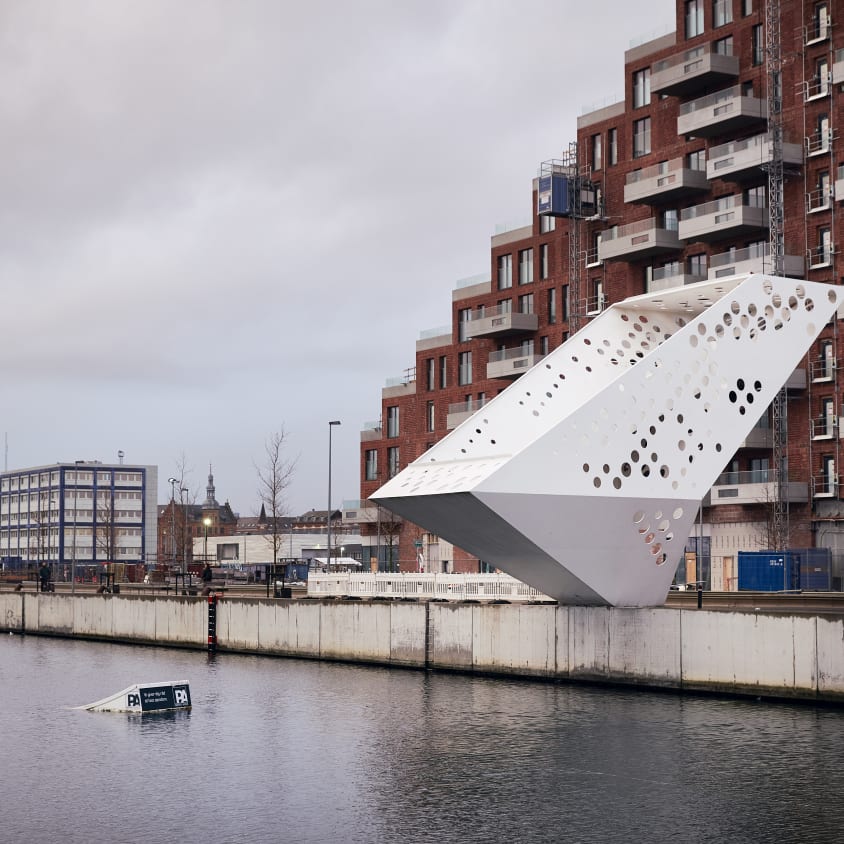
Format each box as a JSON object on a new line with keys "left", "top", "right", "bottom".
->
{"left": 737, "top": 551, "right": 798, "bottom": 591}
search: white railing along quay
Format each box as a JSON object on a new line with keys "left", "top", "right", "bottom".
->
{"left": 307, "top": 573, "right": 554, "bottom": 602}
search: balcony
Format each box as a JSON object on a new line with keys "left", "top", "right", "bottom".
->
{"left": 584, "top": 247, "right": 601, "bottom": 268}
{"left": 806, "top": 128, "right": 834, "bottom": 157}
{"left": 812, "top": 474, "right": 839, "bottom": 498}
{"left": 446, "top": 398, "right": 488, "bottom": 430}
{"left": 598, "top": 217, "right": 682, "bottom": 262}
{"left": 651, "top": 44, "right": 739, "bottom": 97}
{"left": 804, "top": 16, "right": 832, "bottom": 46}
{"left": 710, "top": 469, "right": 808, "bottom": 506}
{"left": 464, "top": 305, "right": 538, "bottom": 339}
{"left": 807, "top": 186, "right": 833, "bottom": 214}
{"left": 707, "top": 244, "right": 804, "bottom": 279}
{"left": 740, "top": 422, "right": 773, "bottom": 449}
{"left": 486, "top": 347, "right": 544, "bottom": 380}
{"left": 811, "top": 415, "right": 838, "bottom": 440}
{"left": 679, "top": 196, "right": 768, "bottom": 243}
{"left": 706, "top": 133, "right": 803, "bottom": 181}
{"left": 342, "top": 500, "right": 384, "bottom": 525}
{"left": 677, "top": 86, "right": 765, "bottom": 138}
{"left": 624, "top": 157, "right": 709, "bottom": 204}
{"left": 807, "top": 244, "right": 836, "bottom": 269}
{"left": 804, "top": 75, "right": 831, "bottom": 103}
{"left": 811, "top": 355, "right": 836, "bottom": 382}
{"left": 646, "top": 266, "right": 706, "bottom": 293}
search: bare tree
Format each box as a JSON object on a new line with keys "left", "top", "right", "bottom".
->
{"left": 378, "top": 505, "right": 402, "bottom": 573}
{"left": 255, "top": 429, "right": 297, "bottom": 575}
{"left": 95, "top": 489, "right": 117, "bottom": 567}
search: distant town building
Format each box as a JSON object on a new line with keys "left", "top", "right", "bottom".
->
{"left": 157, "top": 467, "right": 236, "bottom": 567}
{"left": 0, "top": 460, "right": 157, "bottom": 578}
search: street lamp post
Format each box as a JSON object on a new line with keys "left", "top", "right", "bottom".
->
{"left": 203, "top": 517, "right": 211, "bottom": 565}
{"left": 168, "top": 477, "right": 178, "bottom": 572}
{"left": 327, "top": 420, "right": 341, "bottom": 571}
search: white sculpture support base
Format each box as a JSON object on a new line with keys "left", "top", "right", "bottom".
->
{"left": 373, "top": 275, "right": 839, "bottom": 607}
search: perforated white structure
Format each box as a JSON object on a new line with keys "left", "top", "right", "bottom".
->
{"left": 372, "top": 274, "right": 839, "bottom": 607}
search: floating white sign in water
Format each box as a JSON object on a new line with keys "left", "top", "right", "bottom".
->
{"left": 79, "top": 681, "right": 191, "bottom": 713}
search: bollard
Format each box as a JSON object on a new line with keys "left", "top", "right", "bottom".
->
{"left": 207, "top": 594, "right": 218, "bottom": 653}
{"left": 697, "top": 586, "right": 703, "bottom": 609}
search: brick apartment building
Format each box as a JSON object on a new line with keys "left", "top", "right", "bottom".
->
{"left": 355, "top": 0, "right": 844, "bottom": 589}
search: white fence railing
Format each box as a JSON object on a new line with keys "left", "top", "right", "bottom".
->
{"left": 307, "top": 573, "right": 554, "bottom": 602}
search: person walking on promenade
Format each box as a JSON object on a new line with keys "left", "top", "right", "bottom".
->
{"left": 39, "top": 562, "right": 52, "bottom": 593}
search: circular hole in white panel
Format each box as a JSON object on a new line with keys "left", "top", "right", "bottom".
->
{"left": 731, "top": 300, "right": 741, "bottom": 314}
{"left": 658, "top": 520, "right": 670, "bottom": 532}
{"left": 740, "top": 315, "right": 749, "bottom": 328}
{"left": 805, "top": 298, "right": 815, "bottom": 312}
{"left": 697, "top": 323, "right": 706, "bottom": 335}
{"left": 678, "top": 439, "right": 686, "bottom": 451}
{"left": 772, "top": 292, "right": 782, "bottom": 307}
{"left": 660, "top": 465, "right": 670, "bottom": 478}
{"left": 806, "top": 322, "right": 816, "bottom": 335}
{"left": 715, "top": 324, "right": 725, "bottom": 338}
{"left": 748, "top": 303, "right": 758, "bottom": 316}
{"left": 641, "top": 464, "right": 651, "bottom": 477}
{"left": 763, "top": 279, "right": 773, "bottom": 295}
{"left": 645, "top": 532, "right": 655, "bottom": 544}
{"left": 633, "top": 510, "right": 645, "bottom": 524}
{"left": 532, "top": 410, "right": 539, "bottom": 416}
{"left": 765, "top": 305, "right": 774, "bottom": 318}
{"left": 593, "top": 477, "right": 601, "bottom": 488}
{"left": 774, "top": 320, "right": 783, "bottom": 331}
{"left": 673, "top": 507, "right": 684, "bottom": 519}
{"left": 829, "top": 289, "right": 837, "bottom": 304}
{"left": 788, "top": 296, "right": 798, "bottom": 310}
{"left": 723, "top": 313, "right": 733, "bottom": 326}
{"left": 613, "top": 477, "right": 622, "bottom": 490}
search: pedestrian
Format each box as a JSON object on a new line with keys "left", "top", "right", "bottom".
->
{"left": 39, "top": 562, "right": 51, "bottom": 593}
{"left": 202, "top": 563, "right": 213, "bottom": 586}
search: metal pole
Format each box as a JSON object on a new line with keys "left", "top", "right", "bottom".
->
{"left": 327, "top": 420, "right": 341, "bottom": 571}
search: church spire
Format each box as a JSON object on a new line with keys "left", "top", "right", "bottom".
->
{"left": 204, "top": 463, "right": 219, "bottom": 508}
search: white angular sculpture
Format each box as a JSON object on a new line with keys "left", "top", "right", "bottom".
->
{"left": 372, "top": 275, "right": 839, "bottom": 606}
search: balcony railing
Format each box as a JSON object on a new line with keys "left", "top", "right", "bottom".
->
{"left": 646, "top": 265, "right": 706, "bottom": 293}
{"left": 677, "top": 85, "right": 765, "bottom": 138}
{"left": 707, "top": 243, "right": 804, "bottom": 279}
{"left": 624, "top": 157, "right": 709, "bottom": 203}
{"left": 834, "top": 48, "right": 844, "bottom": 84}
{"left": 463, "top": 305, "right": 538, "bottom": 339}
{"left": 811, "top": 355, "right": 836, "bottom": 382}
{"left": 650, "top": 43, "right": 739, "bottom": 97}
{"left": 807, "top": 186, "right": 833, "bottom": 213}
{"left": 598, "top": 217, "right": 681, "bottom": 262}
{"left": 811, "top": 415, "right": 838, "bottom": 439}
{"left": 678, "top": 195, "right": 768, "bottom": 243}
{"left": 807, "top": 244, "right": 835, "bottom": 269}
{"left": 446, "top": 397, "right": 489, "bottom": 430}
{"left": 806, "top": 129, "right": 834, "bottom": 157}
{"left": 813, "top": 474, "right": 839, "bottom": 498}
{"left": 804, "top": 17, "right": 832, "bottom": 45}
{"left": 706, "top": 132, "right": 803, "bottom": 180}
{"left": 487, "top": 347, "right": 545, "bottom": 380}
{"left": 710, "top": 470, "right": 809, "bottom": 505}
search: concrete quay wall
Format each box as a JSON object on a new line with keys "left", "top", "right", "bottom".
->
{"left": 1, "top": 593, "right": 843, "bottom": 702}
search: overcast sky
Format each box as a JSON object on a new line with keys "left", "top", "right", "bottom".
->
{"left": 0, "top": 0, "right": 672, "bottom": 516}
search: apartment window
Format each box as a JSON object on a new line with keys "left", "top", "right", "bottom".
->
{"left": 562, "top": 285, "right": 570, "bottom": 321}
{"left": 608, "top": 128, "right": 618, "bottom": 166}
{"left": 540, "top": 336, "right": 549, "bottom": 356}
{"left": 387, "top": 447, "right": 400, "bottom": 479}
{"left": 458, "top": 351, "right": 472, "bottom": 386}
{"left": 439, "top": 355, "right": 447, "bottom": 388}
{"left": 518, "top": 293, "right": 534, "bottom": 314}
{"left": 591, "top": 133, "right": 602, "bottom": 170}
{"left": 687, "top": 149, "right": 706, "bottom": 171}
{"left": 633, "top": 117, "right": 651, "bottom": 158}
{"left": 813, "top": 3, "right": 830, "bottom": 40}
{"left": 816, "top": 226, "right": 832, "bottom": 264}
{"left": 713, "top": 0, "right": 732, "bottom": 27}
{"left": 518, "top": 248, "right": 534, "bottom": 285}
{"left": 822, "top": 455, "right": 836, "bottom": 494}
{"left": 685, "top": 0, "right": 704, "bottom": 37}
{"left": 497, "top": 254, "right": 513, "bottom": 289}
{"left": 590, "top": 279, "right": 605, "bottom": 313}
{"left": 426, "top": 401, "right": 435, "bottom": 433}
{"left": 750, "top": 457, "right": 770, "bottom": 484}
{"left": 426, "top": 358, "right": 435, "bottom": 391}
{"left": 458, "top": 307, "right": 472, "bottom": 342}
{"left": 688, "top": 253, "right": 707, "bottom": 276}
{"left": 540, "top": 243, "right": 550, "bottom": 279}
{"left": 498, "top": 298, "right": 512, "bottom": 314}
{"left": 819, "top": 339, "right": 834, "bottom": 378}
{"left": 548, "top": 287, "right": 557, "bottom": 324}
{"left": 540, "top": 215, "right": 556, "bottom": 233}
{"left": 633, "top": 68, "right": 651, "bottom": 108}
{"left": 365, "top": 450, "right": 378, "bottom": 482}
{"left": 745, "top": 185, "right": 766, "bottom": 208}
{"left": 714, "top": 35, "right": 733, "bottom": 55}
{"left": 386, "top": 406, "right": 400, "bottom": 438}
{"left": 742, "top": 0, "right": 752, "bottom": 14}
{"left": 815, "top": 57, "right": 830, "bottom": 97}
{"left": 751, "top": 24, "right": 764, "bottom": 65}
{"left": 662, "top": 208, "right": 679, "bottom": 231}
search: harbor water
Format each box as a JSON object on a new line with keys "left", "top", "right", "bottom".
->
{"left": 2, "top": 634, "right": 843, "bottom": 843}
